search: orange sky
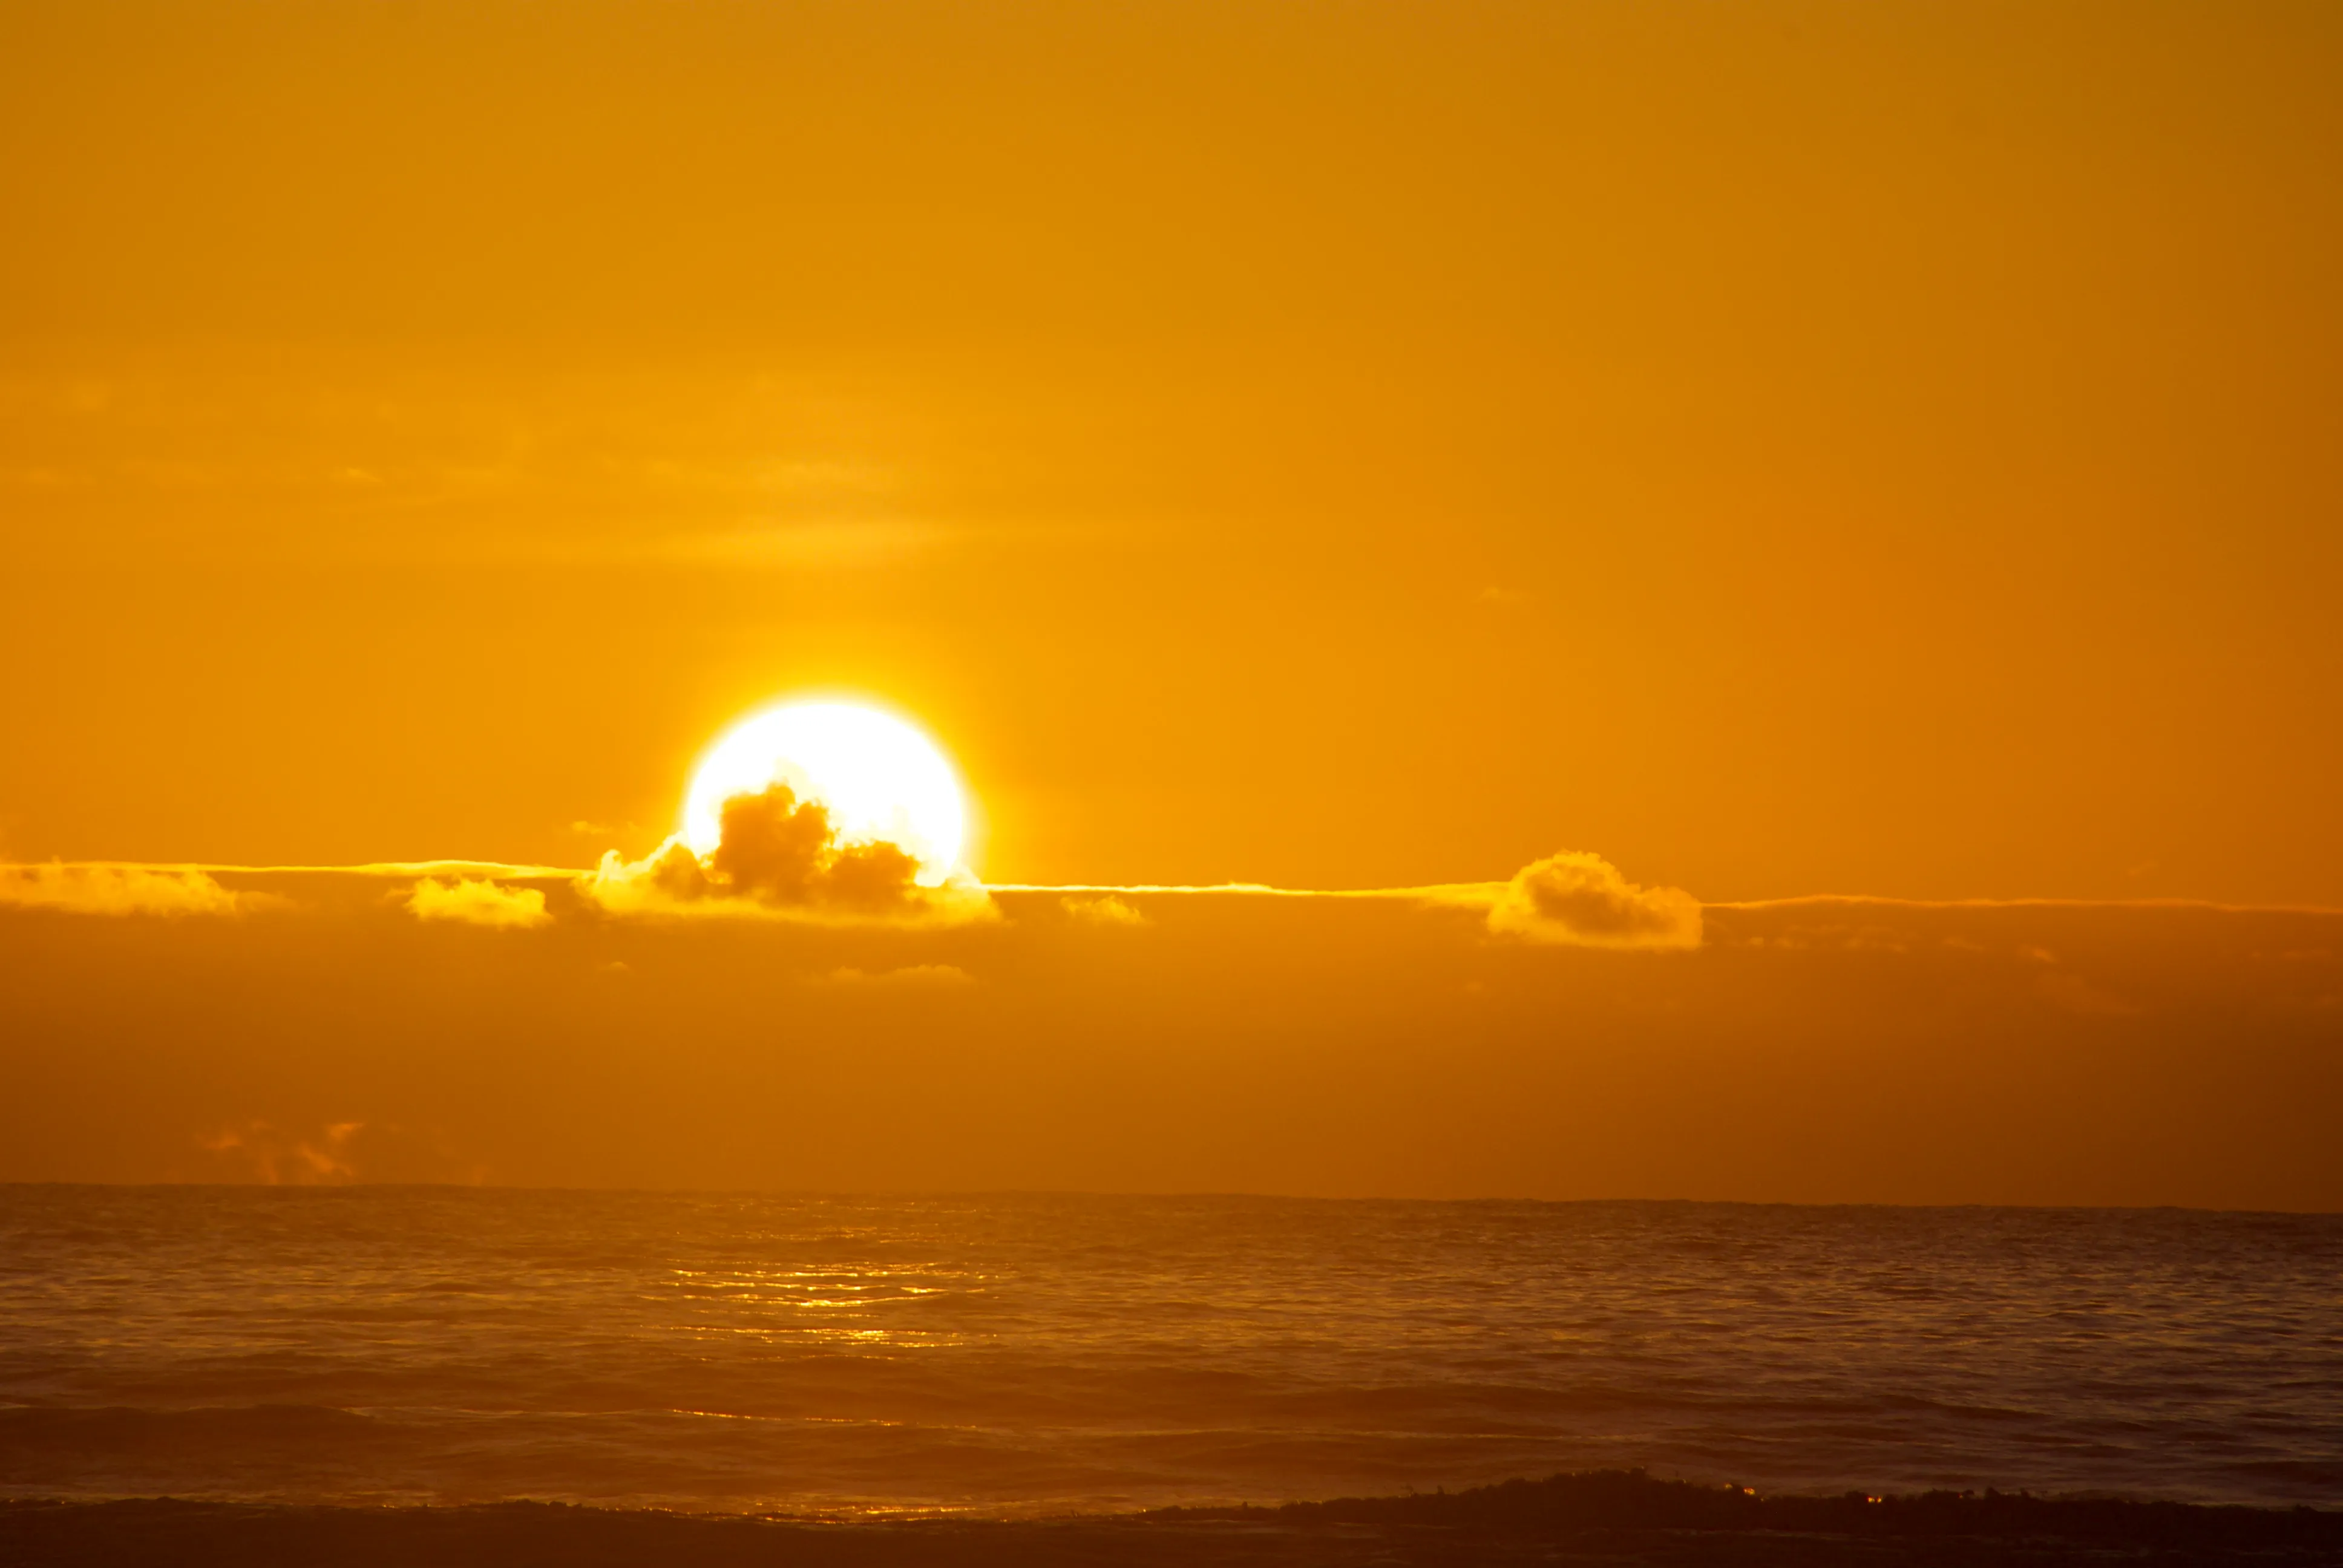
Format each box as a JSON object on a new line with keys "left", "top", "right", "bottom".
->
{"left": 3, "top": 3, "right": 2340, "bottom": 1203}
{"left": 4, "top": 0, "right": 2339, "bottom": 901}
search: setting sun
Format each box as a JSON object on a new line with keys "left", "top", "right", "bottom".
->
{"left": 2, "top": 1, "right": 2339, "bottom": 1557}
{"left": 681, "top": 700, "right": 968, "bottom": 886}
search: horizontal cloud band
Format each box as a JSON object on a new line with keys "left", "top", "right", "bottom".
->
{"left": 0, "top": 838, "right": 1700, "bottom": 952}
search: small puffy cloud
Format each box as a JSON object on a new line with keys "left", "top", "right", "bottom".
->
{"left": 710, "top": 782, "right": 922, "bottom": 906}
{"left": 580, "top": 782, "right": 991, "bottom": 925}
{"left": 0, "top": 863, "right": 241, "bottom": 916}
{"left": 1061, "top": 893, "right": 1147, "bottom": 927}
{"left": 405, "top": 877, "right": 550, "bottom": 929}
{"left": 1487, "top": 851, "right": 1702, "bottom": 950}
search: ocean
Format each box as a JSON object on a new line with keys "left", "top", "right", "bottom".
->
{"left": 0, "top": 1188, "right": 2335, "bottom": 1515}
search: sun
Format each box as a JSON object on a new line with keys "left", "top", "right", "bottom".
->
{"left": 681, "top": 701, "right": 969, "bottom": 886}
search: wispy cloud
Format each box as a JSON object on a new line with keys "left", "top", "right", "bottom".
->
{"left": 1006, "top": 853, "right": 1703, "bottom": 951}
{"left": 197, "top": 1120, "right": 364, "bottom": 1184}
{"left": 654, "top": 521, "right": 946, "bottom": 568}
{"left": 812, "top": 964, "right": 975, "bottom": 988}
{"left": 0, "top": 863, "right": 241, "bottom": 916}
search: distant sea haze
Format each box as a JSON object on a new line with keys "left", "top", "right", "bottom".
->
{"left": 5, "top": 885, "right": 2340, "bottom": 1209}
{"left": 1, "top": 1189, "right": 2335, "bottom": 1514}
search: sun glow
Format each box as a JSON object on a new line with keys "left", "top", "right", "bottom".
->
{"left": 681, "top": 701, "right": 969, "bottom": 886}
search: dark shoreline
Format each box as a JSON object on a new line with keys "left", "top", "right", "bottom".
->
{"left": 5, "top": 1471, "right": 2338, "bottom": 1566}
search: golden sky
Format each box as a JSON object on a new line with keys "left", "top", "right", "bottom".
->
{"left": 2, "top": 2, "right": 2339, "bottom": 1201}
{"left": 7, "top": 0, "right": 2339, "bottom": 900}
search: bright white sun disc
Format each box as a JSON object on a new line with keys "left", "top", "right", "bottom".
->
{"left": 681, "top": 701, "right": 968, "bottom": 885}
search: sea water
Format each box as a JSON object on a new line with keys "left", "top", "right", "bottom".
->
{"left": 0, "top": 1188, "right": 2335, "bottom": 1513}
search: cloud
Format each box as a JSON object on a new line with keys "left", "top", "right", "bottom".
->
{"left": 405, "top": 876, "right": 551, "bottom": 929}
{"left": 1486, "top": 851, "right": 1702, "bottom": 950}
{"left": 664, "top": 520, "right": 944, "bottom": 569}
{"left": 468, "top": 519, "right": 948, "bottom": 571}
{"left": 1061, "top": 893, "right": 1147, "bottom": 927}
{"left": 814, "top": 964, "right": 974, "bottom": 988}
{"left": 197, "top": 1120, "right": 364, "bottom": 1184}
{"left": 2036, "top": 970, "right": 2141, "bottom": 1016}
{"left": 579, "top": 782, "right": 991, "bottom": 925}
{"left": 0, "top": 863, "right": 241, "bottom": 916}
{"left": 189, "top": 1118, "right": 490, "bottom": 1184}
